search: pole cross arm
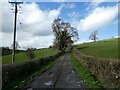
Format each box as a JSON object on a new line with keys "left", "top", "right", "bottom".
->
{"left": 9, "top": 2, "right": 23, "bottom": 4}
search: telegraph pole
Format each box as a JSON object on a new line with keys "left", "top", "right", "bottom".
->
{"left": 9, "top": 1, "right": 23, "bottom": 63}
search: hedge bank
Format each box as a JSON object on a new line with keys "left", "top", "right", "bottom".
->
{"left": 73, "top": 48, "right": 120, "bottom": 88}
{"left": 2, "top": 51, "right": 64, "bottom": 86}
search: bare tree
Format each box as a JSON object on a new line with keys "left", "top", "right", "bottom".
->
{"left": 11, "top": 41, "right": 20, "bottom": 50}
{"left": 52, "top": 18, "right": 78, "bottom": 50}
{"left": 89, "top": 31, "right": 98, "bottom": 42}
{"left": 26, "top": 48, "right": 35, "bottom": 60}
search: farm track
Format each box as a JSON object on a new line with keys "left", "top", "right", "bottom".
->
{"left": 22, "top": 53, "right": 86, "bottom": 89}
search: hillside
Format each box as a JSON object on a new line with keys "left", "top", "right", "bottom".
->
{"left": 76, "top": 38, "right": 119, "bottom": 59}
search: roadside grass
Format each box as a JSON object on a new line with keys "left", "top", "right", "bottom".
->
{"left": 2, "top": 60, "right": 56, "bottom": 90}
{"left": 70, "top": 54, "right": 101, "bottom": 88}
{"left": 76, "top": 38, "right": 119, "bottom": 59}
{"left": 2, "top": 48, "right": 58, "bottom": 64}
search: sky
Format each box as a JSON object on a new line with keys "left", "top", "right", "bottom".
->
{"left": 0, "top": 0, "right": 119, "bottom": 50}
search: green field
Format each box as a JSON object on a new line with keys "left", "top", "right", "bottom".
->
{"left": 76, "top": 38, "right": 119, "bottom": 59}
{"left": 2, "top": 48, "right": 58, "bottom": 64}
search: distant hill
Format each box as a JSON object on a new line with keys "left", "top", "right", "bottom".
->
{"left": 75, "top": 38, "right": 119, "bottom": 59}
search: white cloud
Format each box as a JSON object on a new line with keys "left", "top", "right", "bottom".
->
{"left": 74, "top": 39, "right": 93, "bottom": 45}
{"left": 91, "top": 0, "right": 106, "bottom": 7}
{"left": 66, "top": 3, "right": 76, "bottom": 8}
{"left": 68, "top": 11, "right": 80, "bottom": 20}
{"left": 86, "top": 0, "right": 113, "bottom": 14}
{"left": 1, "top": 3, "right": 14, "bottom": 33}
{"left": 52, "top": 0, "right": 66, "bottom": 2}
{"left": 0, "top": 0, "right": 7, "bottom": 3}
{"left": 18, "top": 3, "right": 60, "bottom": 36}
{"left": 18, "top": 35, "right": 54, "bottom": 49}
{"left": 76, "top": 5, "right": 118, "bottom": 31}
{"left": 52, "top": 0, "right": 119, "bottom": 2}
{"left": 60, "top": 3, "right": 76, "bottom": 9}
{"left": 113, "top": 36, "right": 120, "bottom": 38}
{"left": 1, "top": 2, "right": 60, "bottom": 49}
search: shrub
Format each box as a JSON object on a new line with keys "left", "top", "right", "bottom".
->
{"left": 2, "top": 51, "right": 64, "bottom": 86}
{"left": 73, "top": 48, "right": 120, "bottom": 88}
{"left": 26, "top": 48, "right": 35, "bottom": 60}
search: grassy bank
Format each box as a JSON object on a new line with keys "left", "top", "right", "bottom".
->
{"left": 2, "top": 48, "right": 58, "bottom": 64}
{"left": 76, "top": 38, "right": 119, "bottom": 59}
{"left": 70, "top": 54, "right": 101, "bottom": 88}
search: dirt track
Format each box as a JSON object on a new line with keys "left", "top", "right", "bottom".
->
{"left": 23, "top": 53, "right": 86, "bottom": 89}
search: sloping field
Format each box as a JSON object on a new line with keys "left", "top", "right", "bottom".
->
{"left": 2, "top": 48, "right": 58, "bottom": 64}
{"left": 76, "top": 38, "right": 119, "bottom": 59}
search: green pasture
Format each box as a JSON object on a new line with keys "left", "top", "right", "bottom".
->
{"left": 2, "top": 48, "right": 58, "bottom": 64}
{"left": 76, "top": 38, "right": 119, "bottom": 59}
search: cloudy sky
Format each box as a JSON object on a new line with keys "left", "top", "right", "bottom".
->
{"left": 0, "top": 0, "right": 119, "bottom": 49}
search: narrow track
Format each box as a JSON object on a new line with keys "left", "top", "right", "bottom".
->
{"left": 22, "top": 53, "right": 86, "bottom": 89}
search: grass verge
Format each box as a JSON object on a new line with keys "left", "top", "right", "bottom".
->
{"left": 70, "top": 53, "right": 101, "bottom": 88}
{"left": 2, "top": 60, "right": 56, "bottom": 90}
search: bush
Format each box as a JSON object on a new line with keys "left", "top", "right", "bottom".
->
{"left": 49, "top": 46, "right": 52, "bottom": 48}
{"left": 26, "top": 48, "right": 35, "bottom": 60}
{"left": 2, "top": 51, "right": 64, "bottom": 86}
{"left": 73, "top": 48, "right": 120, "bottom": 88}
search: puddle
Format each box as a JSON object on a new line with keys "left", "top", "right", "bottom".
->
{"left": 44, "top": 81, "right": 53, "bottom": 86}
{"left": 77, "top": 82, "right": 81, "bottom": 84}
{"left": 66, "top": 70, "right": 76, "bottom": 83}
{"left": 72, "top": 70, "right": 75, "bottom": 74}
{"left": 27, "top": 88, "right": 33, "bottom": 90}
{"left": 48, "top": 72, "right": 53, "bottom": 77}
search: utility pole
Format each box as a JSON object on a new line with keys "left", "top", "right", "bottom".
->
{"left": 9, "top": 1, "right": 23, "bottom": 63}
